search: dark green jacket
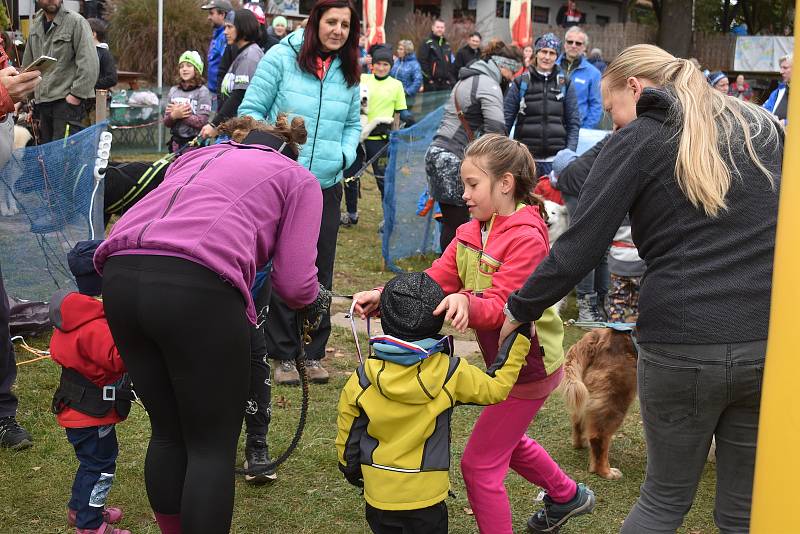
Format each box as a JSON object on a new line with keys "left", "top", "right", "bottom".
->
{"left": 23, "top": 6, "right": 99, "bottom": 102}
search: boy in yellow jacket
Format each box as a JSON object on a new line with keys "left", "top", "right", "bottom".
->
{"left": 335, "top": 272, "right": 530, "bottom": 533}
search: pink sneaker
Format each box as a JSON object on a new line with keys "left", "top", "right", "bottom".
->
{"left": 68, "top": 507, "right": 124, "bottom": 527}
{"left": 75, "top": 522, "right": 131, "bottom": 534}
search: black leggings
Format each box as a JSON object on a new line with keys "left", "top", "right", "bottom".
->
{"left": 102, "top": 255, "right": 250, "bottom": 534}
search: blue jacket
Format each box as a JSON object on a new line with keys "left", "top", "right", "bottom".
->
{"left": 207, "top": 26, "right": 226, "bottom": 94}
{"left": 557, "top": 55, "right": 602, "bottom": 129}
{"left": 763, "top": 82, "right": 787, "bottom": 115}
{"left": 239, "top": 30, "right": 361, "bottom": 189}
{"left": 390, "top": 53, "right": 423, "bottom": 96}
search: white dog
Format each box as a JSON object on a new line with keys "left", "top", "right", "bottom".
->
{"left": 544, "top": 200, "right": 570, "bottom": 314}
{"left": 359, "top": 84, "right": 392, "bottom": 142}
{"left": 0, "top": 125, "right": 32, "bottom": 216}
{"left": 544, "top": 200, "right": 569, "bottom": 243}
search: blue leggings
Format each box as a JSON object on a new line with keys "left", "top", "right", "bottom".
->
{"left": 67, "top": 425, "right": 118, "bottom": 529}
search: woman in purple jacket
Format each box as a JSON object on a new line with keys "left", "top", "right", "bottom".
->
{"left": 94, "top": 115, "right": 326, "bottom": 534}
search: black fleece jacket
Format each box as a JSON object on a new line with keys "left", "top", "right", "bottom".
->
{"left": 557, "top": 135, "right": 609, "bottom": 197}
{"left": 508, "top": 88, "right": 783, "bottom": 344}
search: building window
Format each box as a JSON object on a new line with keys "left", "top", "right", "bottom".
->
{"left": 496, "top": 0, "right": 511, "bottom": 18}
{"left": 596, "top": 15, "right": 610, "bottom": 26}
{"left": 533, "top": 6, "right": 549, "bottom": 24}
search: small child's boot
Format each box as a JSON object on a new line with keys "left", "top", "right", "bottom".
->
{"left": 75, "top": 522, "right": 131, "bottom": 534}
{"left": 68, "top": 507, "right": 124, "bottom": 527}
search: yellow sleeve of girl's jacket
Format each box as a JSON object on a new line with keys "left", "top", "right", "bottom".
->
{"left": 447, "top": 327, "right": 530, "bottom": 406}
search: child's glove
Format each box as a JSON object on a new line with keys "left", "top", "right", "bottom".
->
{"left": 338, "top": 462, "right": 364, "bottom": 488}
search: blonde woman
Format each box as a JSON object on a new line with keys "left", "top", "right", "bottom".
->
{"left": 499, "top": 44, "right": 783, "bottom": 532}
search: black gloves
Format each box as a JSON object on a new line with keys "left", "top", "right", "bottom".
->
{"left": 301, "top": 283, "right": 333, "bottom": 331}
{"left": 339, "top": 462, "right": 364, "bottom": 488}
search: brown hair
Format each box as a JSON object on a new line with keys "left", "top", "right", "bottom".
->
{"left": 176, "top": 63, "right": 205, "bottom": 88}
{"left": 481, "top": 38, "right": 523, "bottom": 63}
{"left": 217, "top": 113, "right": 308, "bottom": 159}
{"left": 463, "top": 133, "right": 546, "bottom": 220}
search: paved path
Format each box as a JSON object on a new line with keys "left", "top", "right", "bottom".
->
{"left": 329, "top": 311, "right": 482, "bottom": 356}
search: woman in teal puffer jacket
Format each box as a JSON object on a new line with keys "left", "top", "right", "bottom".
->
{"left": 238, "top": 0, "right": 361, "bottom": 384}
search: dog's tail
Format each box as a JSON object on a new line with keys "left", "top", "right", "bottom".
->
{"left": 559, "top": 329, "right": 601, "bottom": 417}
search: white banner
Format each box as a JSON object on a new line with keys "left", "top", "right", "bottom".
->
{"left": 734, "top": 36, "right": 794, "bottom": 72}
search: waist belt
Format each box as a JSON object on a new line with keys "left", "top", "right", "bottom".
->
{"left": 52, "top": 368, "right": 134, "bottom": 419}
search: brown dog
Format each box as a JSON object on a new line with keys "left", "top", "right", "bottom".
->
{"left": 560, "top": 328, "right": 638, "bottom": 480}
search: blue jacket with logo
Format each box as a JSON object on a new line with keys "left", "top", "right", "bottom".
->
{"left": 239, "top": 30, "right": 361, "bottom": 189}
{"left": 207, "top": 26, "right": 226, "bottom": 94}
{"left": 557, "top": 55, "right": 602, "bottom": 129}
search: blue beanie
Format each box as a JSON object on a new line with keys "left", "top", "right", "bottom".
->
{"left": 67, "top": 240, "right": 103, "bottom": 296}
{"left": 535, "top": 33, "right": 561, "bottom": 55}
{"left": 708, "top": 71, "right": 727, "bottom": 87}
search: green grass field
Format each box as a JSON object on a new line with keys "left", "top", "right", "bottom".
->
{"left": 0, "top": 175, "right": 718, "bottom": 533}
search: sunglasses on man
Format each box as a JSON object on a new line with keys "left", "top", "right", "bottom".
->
{"left": 566, "top": 39, "right": 584, "bottom": 46}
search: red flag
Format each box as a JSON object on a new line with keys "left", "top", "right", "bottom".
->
{"left": 363, "top": 0, "right": 387, "bottom": 46}
{"left": 509, "top": 0, "right": 532, "bottom": 48}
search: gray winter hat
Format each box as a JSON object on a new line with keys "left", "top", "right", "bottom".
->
{"left": 380, "top": 272, "right": 444, "bottom": 341}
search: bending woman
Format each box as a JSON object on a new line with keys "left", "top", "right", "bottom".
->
{"left": 238, "top": 0, "right": 361, "bottom": 385}
{"left": 499, "top": 44, "right": 783, "bottom": 533}
{"left": 95, "top": 115, "right": 328, "bottom": 534}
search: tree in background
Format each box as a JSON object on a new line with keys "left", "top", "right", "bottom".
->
{"left": 106, "top": 0, "right": 221, "bottom": 83}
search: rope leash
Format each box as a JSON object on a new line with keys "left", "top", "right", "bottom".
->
{"left": 11, "top": 336, "right": 51, "bottom": 366}
{"left": 235, "top": 312, "right": 314, "bottom": 477}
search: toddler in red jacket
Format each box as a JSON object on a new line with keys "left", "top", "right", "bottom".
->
{"left": 50, "top": 240, "right": 131, "bottom": 534}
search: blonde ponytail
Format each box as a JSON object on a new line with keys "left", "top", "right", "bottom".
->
{"left": 603, "top": 45, "right": 780, "bottom": 217}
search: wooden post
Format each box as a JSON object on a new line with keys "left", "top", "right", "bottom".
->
{"left": 95, "top": 89, "right": 108, "bottom": 123}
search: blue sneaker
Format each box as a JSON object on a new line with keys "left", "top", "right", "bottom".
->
{"left": 527, "top": 483, "right": 596, "bottom": 533}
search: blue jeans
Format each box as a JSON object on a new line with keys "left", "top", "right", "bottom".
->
{"left": 66, "top": 425, "right": 119, "bottom": 529}
{"left": 621, "top": 340, "right": 765, "bottom": 533}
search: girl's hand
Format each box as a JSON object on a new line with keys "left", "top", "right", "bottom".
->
{"left": 170, "top": 104, "right": 190, "bottom": 120}
{"left": 200, "top": 124, "right": 218, "bottom": 139}
{"left": 352, "top": 290, "right": 381, "bottom": 319}
{"left": 433, "top": 293, "right": 470, "bottom": 333}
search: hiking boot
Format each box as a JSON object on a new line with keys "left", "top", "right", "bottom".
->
{"left": 577, "top": 293, "right": 603, "bottom": 323}
{"left": 527, "top": 483, "right": 596, "bottom": 533}
{"left": 274, "top": 360, "right": 300, "bottom": 386}
{"left": 0, "top": 416, "right": 32, "bottom": 450}
{"left": 340, "top": 212, "right": 358, "bottom": 227}
{"left": 68, "top": 507, "right": 124, "bottom": 527}
{"left": 305, "top": 359, "right": 329, "bottom": 384}
{"left": 75, "top": 522, "right": 131, "bottom": 534}
{"left": 243, "top": 436, "right": 277, "bottom": 484}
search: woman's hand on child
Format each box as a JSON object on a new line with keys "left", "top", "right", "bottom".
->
{"left": 352, "top": 290, "right": 381, "bottom": 319}
{"left": 433, "top": 293, "right": 470, "bottom": 333}
{"left": 498, "top": 318, "right": 536, "bottom": 348}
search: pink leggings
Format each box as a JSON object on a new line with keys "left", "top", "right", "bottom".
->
{"left": 461, "top": 395, "right": 577, "bottom": 534}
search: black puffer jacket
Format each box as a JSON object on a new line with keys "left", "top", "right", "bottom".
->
{"left": 503, "top": 66, "right": 580, "bottom": 160}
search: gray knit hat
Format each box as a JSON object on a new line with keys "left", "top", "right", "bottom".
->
{"left": 380, "top": 273, "right": 444, "bottom": 341}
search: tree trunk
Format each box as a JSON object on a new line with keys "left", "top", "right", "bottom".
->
{"left": 657, "top": 0, "right": 693, "bottom": 57}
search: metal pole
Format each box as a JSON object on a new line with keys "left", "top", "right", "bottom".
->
{"left": 157, "top": 0, "right": 164, "bottom": 151}
{"left": 95, "top": 89, "right": 108, "bottom": 123}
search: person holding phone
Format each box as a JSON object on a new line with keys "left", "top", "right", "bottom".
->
{"left": 23, "top": 0, "right": 98, "bottom": 144}
{"left": 0, "top": 42, "right": 42, "bottom": 450}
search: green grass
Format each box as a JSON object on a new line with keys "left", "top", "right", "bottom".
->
{"left": 0, "top": 178, "right": 717, "bottom": 533}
